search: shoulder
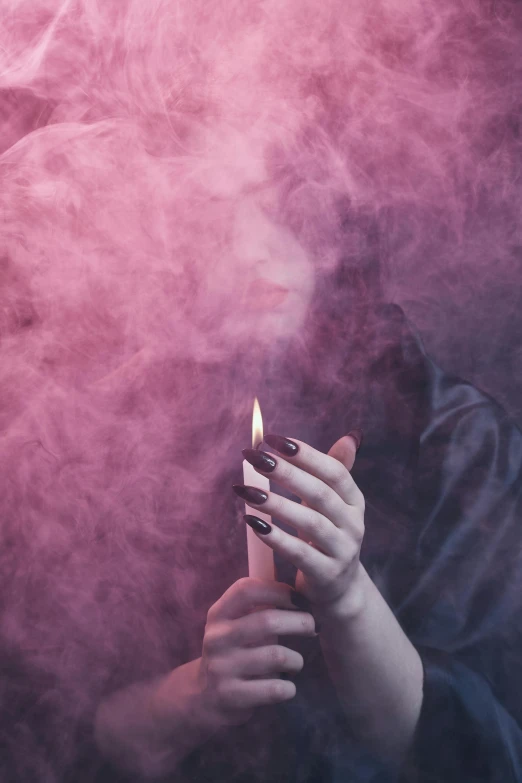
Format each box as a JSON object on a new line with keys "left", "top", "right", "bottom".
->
{"left": 360, "top": 304, "right": 522, "bottom": 597}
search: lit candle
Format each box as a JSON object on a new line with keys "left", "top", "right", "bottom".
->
{"left": 243, "top": 398, "right": 275, "bottom": 580}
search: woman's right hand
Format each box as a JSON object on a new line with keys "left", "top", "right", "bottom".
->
{"left": 197, "top": 577, "right": 317, "bottom": 726}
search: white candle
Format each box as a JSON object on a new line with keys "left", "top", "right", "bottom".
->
{"left": 244, "top": 398, "right": 275, "bottom": 580}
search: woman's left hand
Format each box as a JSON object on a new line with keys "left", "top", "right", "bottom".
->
{"left": 234, "top": 433, "right": 365, "bottom": 614}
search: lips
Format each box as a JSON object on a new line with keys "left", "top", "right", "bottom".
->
{"left": 247, "top": 278, "right": 290, "bottom": 310}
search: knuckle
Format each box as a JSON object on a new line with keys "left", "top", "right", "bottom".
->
{"left": 244, "top": 600, "right": 257, "bottom": 616}
{"left": 355, "top": 490, "right": 366, "bottom": 512}
{"left": 324, "top": 562, "right": 341, "bottom": 584}
{"left": 268, "top": 646, "right": 287, "bottom": 668}
{"left": 300, "top": 612, "right": 315, "bottom": 633}
{"left": 354, "top": 520, "right": 365, "bottom": 544}
{"left": 235, "top": 576, "right": 257, "bottom": 596}
{"left": 236, "top": 576, "right": 269, "bottom": 608}
{"left": 204, "top": 621, "right": 228, "bottom": 653}
{"left": 334, "top": 561, "right": 349, "bottom": 581}
{"left": 206, "top": 605, "right": 217, "bottom": 624}
{"left": 203, "top": 627, "right": 219, "bottom": 654}
{"left": 306, "top": 511, "right": 324, "bottom": 537}
{"left": 326, "top": 460, "right": 347, "bottom": 488}
{"left": 205, "top": 658, "right": 224, "bottom": 680}
{"left": 344, "top": 543, "right": 359, "bottom": 562}
{"left": 338, "top": 531, "right": 358, "bottom": 564}
{"left": 268, "top": 680, "right": 288, "bottom": 702}
{"left": 309, "top": 482, "right": 331, "bottom": 507}
{"left": 294, "top": 653, "right": 305, "bottom": 671}
{"left": 263, "top": 611, "right": 281, "bottom": 635}
{"left": 347, "top": 515, "right": 365, "bottom": 545}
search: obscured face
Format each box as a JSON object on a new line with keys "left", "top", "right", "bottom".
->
{"left": 228, "top": 193, "right": 315, "bottom": 346}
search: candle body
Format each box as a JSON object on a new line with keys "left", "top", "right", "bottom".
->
{"left": 242, "top": 460, "right": 275, "bottom": 581}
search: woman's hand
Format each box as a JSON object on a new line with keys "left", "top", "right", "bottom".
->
{"left": 95, "top": 578, "right": 315, "bottom": 777}
{"left": 233, "top": 433, "right": 365, "bottom": 615}
{"left": 233, "top": 434, "right": 424, "bottom": 762}
{"left": 197, "top": 577, "right": 317, "bottom": 727}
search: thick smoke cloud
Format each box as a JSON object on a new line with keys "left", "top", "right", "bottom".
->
{"left": 0, "top": 0, "right": 521, "bottom": 779}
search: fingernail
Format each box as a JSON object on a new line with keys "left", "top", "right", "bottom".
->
{"left": 290, "top": 591, "right": 311, "bottom": 611}
{"left": 242, "top": 448, "right": 277, "bottom": 473}
{"left": 244, "top": 514, "right": 272, "bottom": 535}
{"left": 264, "top": 434, "right": 299, "bottom": 457}
{"left": 232, "top": 485, "right": 269, "bottom": 504}
{"left": 347, "top": 429, "right": 364, "bottom": 452}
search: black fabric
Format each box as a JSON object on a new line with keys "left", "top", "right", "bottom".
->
{"left": 4, "top": 303, "right": 522, "bottom": 781}
{"left": 358, "top": 305, "right": 522, "bottom": 782}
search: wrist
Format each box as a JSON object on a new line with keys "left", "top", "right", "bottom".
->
{"left": 95, "top": 660, "right": 223, "bottom": 779}
{"left": 148, "top": 659, "right": 224, "bottom": 743}
{"left": 313, "top": 563, "right": 370, "bottom": 625}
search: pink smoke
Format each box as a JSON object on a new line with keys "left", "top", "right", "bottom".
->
{"left": 0, "top": 0, "right": 521, "bottom": 778}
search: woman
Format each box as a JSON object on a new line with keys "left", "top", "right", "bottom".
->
{"left": 2, "top": 3, "right": 522, "bottom": 778}
{"left": 1, "top": 185, "right": 522, "bottom": 783}
{"left": 86, "top": 248, "right": 522, "bottom": 782}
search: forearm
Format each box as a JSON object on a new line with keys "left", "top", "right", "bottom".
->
{"left": 94, "top": 658, "right": 220, "bottom": 779}
{"left": 316, "top": 565, "right": 424, "bottom": 763}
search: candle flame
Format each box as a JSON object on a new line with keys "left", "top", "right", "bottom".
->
{"left": 252, "top": 397, "right": 264, "bottom": 449}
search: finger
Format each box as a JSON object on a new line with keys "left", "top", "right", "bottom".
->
{"left": 328, "top": 433, "right": 360, "bottom": 473}
{"left": 237, "top": 453, "right": 355, "bottom": 530}
{"left": 244, "top": 491, "right": 342, "bottom": 555}
{"left": 221, "top": 678, "right": 296, "bottom": 710}
{"left": 263, "top": 435, "right": 364, "bottom": 508}
{"left": 207, "top": 577, "right": 298, "bottom": 623}
{"left": 244, "top": 514, "right": 334, "bottom": 575}
{"left": 221, "top": 646, "right": 304, "bottom": 679}
{"left": 204, "top": 608, "right": 316, "bottom": 653}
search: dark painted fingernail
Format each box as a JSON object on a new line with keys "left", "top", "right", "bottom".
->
{"left": 242, "top": 448, "right": 277, "bottom": 473}
{"left": 264, "top": 434, "right": 299, "bottom": 457}
{"left": 347, "top": 429, "right": 364, "bottom": 452}
{"left": 290, "top": 591, "right": 311, "bottom": 611}
{"left": 244, "top": 514, "right": 272, "bottom": 535}
{"left": 233, "top": 485, "right": 269, "bottom": 504}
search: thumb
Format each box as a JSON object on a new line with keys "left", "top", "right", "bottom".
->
{"left": 327, "top": 429, "right": 363, "bottom": 472}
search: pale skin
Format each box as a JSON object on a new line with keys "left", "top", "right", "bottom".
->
{"left": 95, "top": 434, "right": 424, "bottom": 778}
{"left": 94, "top": 579, "right": 317, "bottom": 777}
{"left": 241, "top": 434, "right": 424, "bottom": 761}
